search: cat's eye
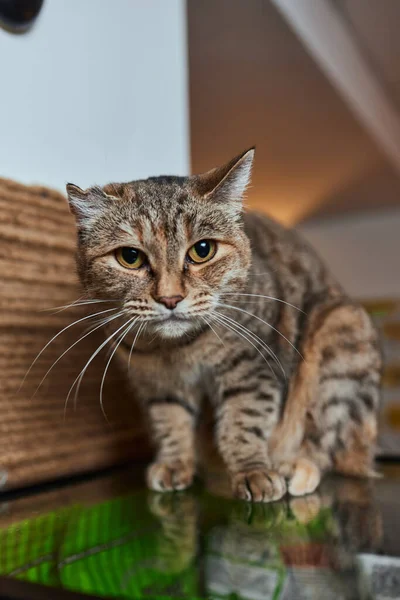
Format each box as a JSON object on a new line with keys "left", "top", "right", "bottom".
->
{"left": 115, "top": 247, "right": 146, "bottom": 269}
{"left": 187, "top": 240, "right": 217, "bottom": 264}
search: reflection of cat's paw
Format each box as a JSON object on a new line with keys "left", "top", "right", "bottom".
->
{"left": 148, "top": 490, "right": 196, "bottom": 519}
{"left": 290, "top": 494, "right": 321, "bottom": 524}
{"left": 231, "top": 498, "right": 288, "bottom": 527}
{"left": 231, "top": 469, "right": 286, "bottom": 503}
{"left": 288, "top": 458, "right": 321, "bottom": 496}
{"left": 146, "top": 460, "right": 194, "bottom": 492}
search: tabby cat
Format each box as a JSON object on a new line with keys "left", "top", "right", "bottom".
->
{"left": 66, "top": 148, "right": 381, "bottom": 502}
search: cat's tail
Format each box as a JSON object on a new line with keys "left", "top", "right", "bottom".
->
{"left": 269, "top": 341, "right": 319, "bottom": 462}
{"left": 269, "top": 298, "right": 344, "bottom": 461}
{"left": 270, "top": 298, "right": 381, "bottom": 475}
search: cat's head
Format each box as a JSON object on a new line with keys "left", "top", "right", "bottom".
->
{"left": 66, "top": 148, "right": 254, "bottom": 340}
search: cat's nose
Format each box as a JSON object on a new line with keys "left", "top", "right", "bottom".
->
{"left": 156, "top": 295, "right": 184, "bottom": 310}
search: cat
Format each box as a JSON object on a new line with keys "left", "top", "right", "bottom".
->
{"left": 66, "top": 147, "right": 382, "bottom": 503}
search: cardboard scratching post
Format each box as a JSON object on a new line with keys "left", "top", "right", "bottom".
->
{"left": 0, "top": 178, "right": 150, "bottom": 491}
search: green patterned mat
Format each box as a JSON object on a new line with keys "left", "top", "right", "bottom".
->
{"left": 0, "top": 487, "right": 337, "bottom": 599}
{"left": 0, "top": 491, "right": 200, "bottom": 599}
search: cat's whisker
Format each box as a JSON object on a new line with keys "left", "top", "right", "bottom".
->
{"left": 82, "top": 313, "right": 119, "bottom": 334}
{"left": 41, "top": 295, "right": 84, "bottom": 313}
{"left": 105, "top": 318, "right": 137, "bottom": 361}
{"left": 222, "top": 293, "right": 305, "bottom": 314}
{"left": 202, "top": 316, "right": 227, "bottom": 349}
{"left": 32, "top": 310, "right": 125, "bottom": 398}
{"left": 217, "top": 302, "right": 305, "bottom": 361}
{"left": 210, "top": 313, "right": 278, "bottom": 380}
{"left": 124, "top": 300, "right": 150, "bottom": 308}
{"left": 18, "top": 307, "right": 120, "bottom": 394}
{"left": 213, "top": 311, "right": 285, "bottom": 378}
{"left": 146, "top": 322, "right": 158, "bottom": 346}
{"left": 41, "top": 298, "right": 120, "bottom": 315}
{"left": 215, "top": 311, "right": 285, "bottom": 376}
{"left": 64, "top": 318, "right": 133, "bottom": 419}
{"left": 128, "top": 321, "right": 146, "bottom": 368}
{"left": 140, "top": 321, "right": 150, "bottom": 346}
{"left": 99, "top": 317, "right": 139, "bottom": 423}
{"left": 221, "top": 299, "right": 290, "bottom": 306}
{"left": 187, "top": 306, "right": 214, "bottom": 316}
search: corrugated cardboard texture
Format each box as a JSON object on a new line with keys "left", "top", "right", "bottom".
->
{"left": 0, "top": 178, "right": 150, "bottom": 491}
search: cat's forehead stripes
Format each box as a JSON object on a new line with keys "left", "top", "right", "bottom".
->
{"left": 118, "top": 222, "right": 137, "bottom": 237}
{"left": 104, "top": 179, "right": 239, "bottom": 248}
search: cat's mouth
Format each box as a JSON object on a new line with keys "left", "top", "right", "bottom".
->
{"left": 152, "top": 312, "right": 193, "bottom": 324}
{"left": 165, "top": 313, "right": 190, "bottom": 322}
{"left": 152, "top": 317, "right": 197, "bottom": 339}
{"left": 149, "top": 310, "right": 205, "bottom": 339}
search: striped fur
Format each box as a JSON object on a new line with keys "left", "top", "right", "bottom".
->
{"left": 67, "top": 149, "right": 382, "bottom": 502}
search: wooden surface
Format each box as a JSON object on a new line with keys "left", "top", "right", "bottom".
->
{"left": 0, "top": 178, "right": 150, "bottom": 491}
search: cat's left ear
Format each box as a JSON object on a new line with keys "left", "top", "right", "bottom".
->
{"left": 194, "top": 147, "right": 255, "bottom": 213}
{"left": 66, "top": 183, "right": 110, "bottom": 227}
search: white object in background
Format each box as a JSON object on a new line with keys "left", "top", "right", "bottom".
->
{"left": 358, "top": 554, "right": 400, "bottom": 600}
{"left": 299, "top": 210, "right": 400, "bottom": 299}
{"left": 0, "top": 0, "right": 189, "bottom": 192}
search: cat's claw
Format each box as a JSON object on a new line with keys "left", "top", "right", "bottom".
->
{"left": 146, "top": 461, "right": 194, "bottom": 492}
{"left": 231, "top": 469, "right": 287, "bottom": 503}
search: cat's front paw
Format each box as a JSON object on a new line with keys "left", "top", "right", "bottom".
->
{"left": 231, "top": 469, "right": 287, "bottom": 503}
{"left": 288, "top": 458, "right": 321, "bottom": 497}
{"left": 146, "top": 460, "right": 194, "bottom": 492}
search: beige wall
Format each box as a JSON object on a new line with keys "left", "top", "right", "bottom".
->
{"left": 188, "top": 0, "right": 399, "bottom": 225}
{"left": 299, "top": 210, "right": 400, "bottom": 299}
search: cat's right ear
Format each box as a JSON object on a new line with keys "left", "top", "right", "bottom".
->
{"left": 66, "top": 183, "right": 109, "bottom": 227}
{"left": 193, "top": 147, "right": 255, "bottom": 217}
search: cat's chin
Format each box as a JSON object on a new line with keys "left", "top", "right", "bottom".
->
{"left": 153, "top": 319, "right": 196, "bottom": 340}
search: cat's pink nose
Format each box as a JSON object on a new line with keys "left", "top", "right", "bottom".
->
{"left": 157, "top": 295, "right": 184, "bottom": 310}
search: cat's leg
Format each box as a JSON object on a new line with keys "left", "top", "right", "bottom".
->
{"left": 215, "top": 372, "right": 287, "bottom": 503}
{"left": 145, "top": 395, "right": 199, "bottom": 492}
{"left": 273, "top": 300, "right": 381, "bottom": 497}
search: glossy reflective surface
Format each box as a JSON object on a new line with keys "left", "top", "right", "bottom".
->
{"left": 0, "top": 464, "right": 399, "bottom": 599}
